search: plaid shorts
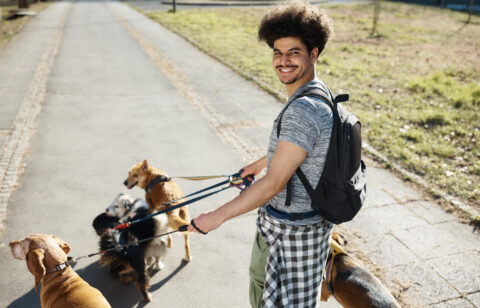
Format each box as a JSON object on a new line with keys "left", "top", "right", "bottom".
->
{"left": 257, "top": 209, "right": 333, "bottom": 307}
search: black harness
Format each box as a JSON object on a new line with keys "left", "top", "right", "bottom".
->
{"left": 145, "top": 176, "right": 171, "bottom": 205}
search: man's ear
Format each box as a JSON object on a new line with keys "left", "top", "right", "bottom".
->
{"left": 142, "top": 160, "right": 148, "bottom": 171}
{"left": 310, "top": 47, "right": 319, "bottom": 64}
{"left": 26, "top": 249, "right": 46, "bottom": 291}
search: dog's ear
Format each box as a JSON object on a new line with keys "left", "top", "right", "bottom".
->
{"left": 320, "top": 280, "right": 330, "bottom": 301}
{"left": 332, "top": 232, "right": 346, "bottom": 246}
{"left": 53, "top": 235, "right": 70, "bottom": 254}
{"left": 26, "top": 248, "right": 45, "bottom": 291}
{"left": 9, "top": 239, "right": 31, "bottom": 260}
{"left": 123, "top": 199, "right": 134, "bottom": 209}
{"left": 141, "top": 160, "right": 148, "bottom": 171}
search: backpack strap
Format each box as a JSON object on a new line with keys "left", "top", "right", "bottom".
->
{"left": 276, "top": 87, "right": 342, "bottom": 207}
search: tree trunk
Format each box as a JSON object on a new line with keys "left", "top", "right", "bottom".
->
{"left": 18, "top": 0, "right": 29, "bottom": 9}
{"left": 371, "top": 0, "right": 381, "bottom": 36}
{"left": 466, "top": 0, "right": 474, "bottom": 24}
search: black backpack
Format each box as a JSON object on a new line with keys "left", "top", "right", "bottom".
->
{"left": 277, "top": 87, "right": 367, "bottom": 224}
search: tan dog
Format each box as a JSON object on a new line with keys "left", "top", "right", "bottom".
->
{"left": 320, "top": 233, "right": 400, "bottom": 308}
{"left": 9, "top": 234, "right": 111, "bottom": 308}
{"left": 124, "top": 160, "right": 191, "bottom": 261}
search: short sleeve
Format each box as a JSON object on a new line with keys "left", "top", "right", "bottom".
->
{"left": 278, "top": 98, "right": 319, "bottom": 154}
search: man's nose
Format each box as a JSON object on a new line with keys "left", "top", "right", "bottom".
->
{"left": 279, "top": 54, "right": 292, "bottom": 66}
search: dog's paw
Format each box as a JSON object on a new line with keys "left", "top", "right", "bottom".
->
{"left": 152, "top": 261, "right": 165, "bottom": 271}
{"left": 182, "top": 255, "right": 192, "bottom": 262}
{"left": 143, "top": 292, "right": 152, "bottom": 302}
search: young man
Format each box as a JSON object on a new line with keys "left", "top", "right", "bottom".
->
{"left": 188, "top": 1, "right": 335, "bottom": 306}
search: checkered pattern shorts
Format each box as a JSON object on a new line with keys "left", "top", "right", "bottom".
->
{"left": 257, "top": 210, "right": 333, "bottom": 308}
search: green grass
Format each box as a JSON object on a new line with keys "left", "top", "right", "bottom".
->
{"left": 144, "top": 2, "right": 480, "bottom": 207}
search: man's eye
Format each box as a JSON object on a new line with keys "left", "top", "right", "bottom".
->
{"left": 114, "top": 205, "right": 119, "bottom": 208}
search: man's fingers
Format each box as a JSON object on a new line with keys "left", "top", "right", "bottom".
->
{"left": 187, "top": 224, "right": 198, "bottom": 233}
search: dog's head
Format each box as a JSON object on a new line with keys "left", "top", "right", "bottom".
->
{"left": 106, "top": 193, "right": 136, "bottom": 218}
{"left": 9, "top": 234, "right": 70, "bottom": 291}
{"left": 124, "top": 160, "right": 151, "bottom": 189}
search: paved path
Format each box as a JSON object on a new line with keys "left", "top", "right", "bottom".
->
{"left": 0, "top": 1, "right": 479, "bottom": 307}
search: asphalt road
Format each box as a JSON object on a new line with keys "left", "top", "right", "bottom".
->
{"left": 0, "top": 1, "right": 340, "bottom": 307}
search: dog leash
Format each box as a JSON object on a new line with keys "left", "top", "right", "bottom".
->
{"left": 48, "top": 226, "right": 190, "bottom": 274}
{"left": 114, "top": 172, "right": 255, "bottom": 231}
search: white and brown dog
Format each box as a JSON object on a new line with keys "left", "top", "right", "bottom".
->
{"left": 9, "top": 234, "right": 111, "bottom": 308}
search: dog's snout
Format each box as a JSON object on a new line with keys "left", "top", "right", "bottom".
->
{"left": 123, "top": 180, "right": 128, "bottom": 186}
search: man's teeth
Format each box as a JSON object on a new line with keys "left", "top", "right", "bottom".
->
{"left": 280, "top": 68, "right": 294, "bottom": 72}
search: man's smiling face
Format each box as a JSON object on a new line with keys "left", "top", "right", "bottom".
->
{"left": 272, "top": 36, "right": 318, "bottom": 91}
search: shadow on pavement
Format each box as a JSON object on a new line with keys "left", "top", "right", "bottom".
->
{"left": 149, "top": 259, "right": 188, "bottom": 292}
{"left": 6, "top": 260, "right": 187, "bottom": 308}
{"left": 6, "top": 288, "right": 40, "bottom": 308}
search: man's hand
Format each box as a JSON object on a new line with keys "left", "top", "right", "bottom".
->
{"left": 187, "top": 211, "right": 222, "bottom": 234}
{"left": 240, "top": 156, "right": 267, "bottom": 178}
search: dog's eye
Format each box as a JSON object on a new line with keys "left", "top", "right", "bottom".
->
{"left": 133, "top": 174, "right": 138, "bottom": 178}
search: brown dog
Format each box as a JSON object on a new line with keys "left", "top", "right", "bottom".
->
{"left": 9, "top": 234, "right": 111, "bottom": 308}
{"left": 124, "top": 160, "right": 191, "bottom": 261}
{"left": 320, "top": 233, "right": 401, "bottom": 308}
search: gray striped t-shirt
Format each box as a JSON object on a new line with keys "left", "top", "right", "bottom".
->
{"left": 263, "top": 79, "right": 333, "bottom": 226}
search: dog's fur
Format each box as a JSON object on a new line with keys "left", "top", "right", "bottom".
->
{"left": 124, "top": 160, "right": 191, "bottom": 261}
{"left": 93, "top": 193, "right": 169, "bottom": 302}
{"left": 320, "top": 233, "right": 401, "bottom": 308}
{"left": 9, "top": 234, "right": 111, "bottom": 308}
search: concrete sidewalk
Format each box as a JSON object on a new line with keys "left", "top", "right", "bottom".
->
{"left": 0, "top": 1, "right": 479, "bottom": 307}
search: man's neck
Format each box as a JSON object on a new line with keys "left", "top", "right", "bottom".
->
{"left": 286, "top": 75, "right": 316, "bottom": 97}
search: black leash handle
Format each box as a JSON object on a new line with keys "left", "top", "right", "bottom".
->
{"left": 190, "top": 219, "right": 207, "bottom": 235}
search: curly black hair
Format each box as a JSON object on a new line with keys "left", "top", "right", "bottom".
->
{"left": 258, "top": 0, "right": 334, "bottom": 55}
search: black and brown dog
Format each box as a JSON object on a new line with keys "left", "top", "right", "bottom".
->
{"left": 321, "top": 233, "right": 401, "bottom": 308}
{"left": 92, "top": 195, "right": 168, "bottom": 302}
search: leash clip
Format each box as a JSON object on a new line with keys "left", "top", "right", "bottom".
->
{"left": 229, "top": 172, "right": 255, "bottom": 190}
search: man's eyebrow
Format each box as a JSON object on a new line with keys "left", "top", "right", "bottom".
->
{"left": 273, "top": 47, "right": 302, "bottom": 52}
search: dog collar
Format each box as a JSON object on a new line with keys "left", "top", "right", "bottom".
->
{"left": 45, "top": 257, "right": 76, "bottom": 274}
{"left": 145, "top": 176, "right": 171, "bottom": 195}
